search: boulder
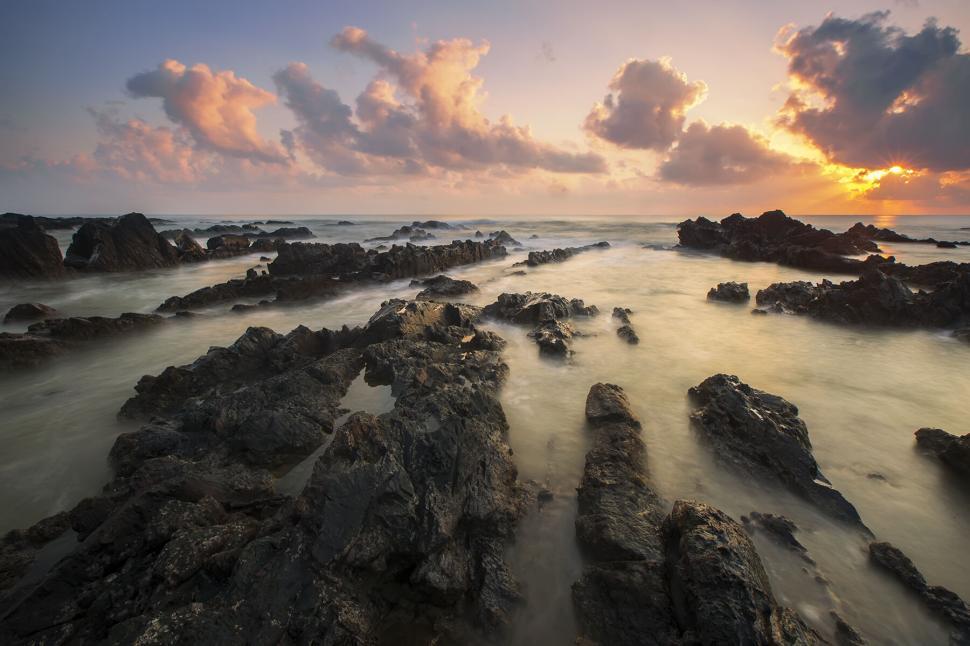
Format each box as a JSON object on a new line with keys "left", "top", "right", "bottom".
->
{"left": 206, "top": 234, "right": 250, "bottom": 251}
{"left": 707, "top": 281, "right": 750, "bottom": 303}
{"left": 173, "top": 229, "right": 206, "bottom": 262}
{"left": 0, "top": 216, "right": 67, "bottom": 279}
{"left": 410, "top": 274, "right": 479, "bottom": 300}
{"left": 517, "top": 242, "right": 610, "bottom": 267}
{"left": 483, "top": 292, "right": 597, "bottom": 357}
{"left": 64, "top": 212, "right": 180, "bottom": 272}
{"left": 612, "top": 307, "right": 632, "bottom": 325}
{"left": 915, "top": 428, "right": 970, "bottom": 479}
{"left": 616, "top": 325, "right": 639, "bottom": 345}
{"left": 688, "top": 374, "right": 866, "bottom": 528}
{"left": 3, "top": 303, "right": 60, "bottom": 324}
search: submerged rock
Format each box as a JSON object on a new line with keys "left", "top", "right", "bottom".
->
{"left": 172, "top": 229, "right": 206, "bottom": 262}
{"left": 489, "top": 230, "right": 521, "bottom": 247}
{"left": 741, "top": 511, "right": 814, "bottom": 564}
{"left": 0, "top": 313, "right": 166, "bottom": 369}
{"left": 517, "top": 241, "right": 610, "bottom": 267}
{"left": 0, "top": 216, "right": 67, "bottom": 279}
{"left": 0, "top": 300, "right": 527, "bottom": 644}
{"left": 915, "top": 428, "right": 970, "bottom": 479}
{"left": 483, "top": 292, "right": 597, "bottom": 357}
{"left": 869, "top": 542, "right": 970, "bottom": 642}
{"left": 616, "top": 325, "right": 639, "bottom": 345}
{"left": 612, "top": 307, "right": 632, "bottom": 325}
{"left": 411, "top": 274, "right": 479, "bottom": 300}
{"left": 572, "top": 383, "right": 819, "bottom": 645}
{"left": 64, "top": 212, "right": 180, "bottom": 272}
{"left": 688, "top": 374, "right": 866, "bottom": 528}
{"left": 707, "top": 281, "right": 750, "bottom": 303}
{"left": 3, "top": 303, "right": 60, "bottom": 324}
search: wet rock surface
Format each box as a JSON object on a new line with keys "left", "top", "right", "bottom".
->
{"left": 0, "top": 299, "right": 528, "bottom": 644}
{"left": 0, "top": 216, "right": 67, "bottom": 279}
{"left": 158, "top": 239, "right": 507, "bottom": 312}
{"left": 0, "top": 313, "right": 167, "bottom": 369}
{"left": 915, "top": 428, "right": 970, "bottom": 479}
{"left": 483, "top": 292, "right": 597, "bottom": 357}
{"left": 612, "top": 307, "right": 640, "bottom": 344}
{"left": 708, "top": 281, "right": 750, "bottom": 303}
{"left": 3, "top": 303, "right": 60, "bottom": 324}
{"left": 754, "top": 266, "right": 970, "bottom": 329}
{"left": 869, "top": 542, "right": 970, "bottom": 643}
{"left": 572, "top": 383, "right": 819, "bottom": 645}
{"left": 411, "top": 274, "right": 479, "bottom": 300}
{"left": 64, "top": 212, "right": 180, "bottom": 272}
{"left": 516, "top": 241, "right": 610, "bottom": 267}
{"left": 741, "top": 511, "right": 814, "bottom": 564}
{"left": 688, "top": 374, "right": 866, "bottom": 528}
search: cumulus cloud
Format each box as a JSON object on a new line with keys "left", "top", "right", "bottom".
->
{"left": 88, "top": 109, "right": 204, "bottom": 183}
{"left": 584, "top": 58, "right": 707, "bottom": 150}
{"left": 864, "top": 170, "right": 970, "bottom": 203}
{"left": 658, "top": 122, "right": 793, "bottom": 185}
{"left": 776, "top": 11, "right": 970, "bottom": 172}
{"left": 126, "top": 59, "right": 288, "bottom": 163}
{"left": 289, "top": 26, "right": 607, "bottom": 174}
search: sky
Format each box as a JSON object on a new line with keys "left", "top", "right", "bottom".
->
{"left": 1, "top": 0, "right": 969, "bottom": 216}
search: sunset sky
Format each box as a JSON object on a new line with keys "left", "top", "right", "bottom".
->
{"left": 2, "top": 0, "right": 969, "bottom": 216}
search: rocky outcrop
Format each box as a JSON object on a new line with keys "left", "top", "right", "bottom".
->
{"left": 846, "top": 222, "right": 968, "bottom": 248}
{"left": 172, "top": 229, "right": 206, "bottom": 262}
{"left": 0, "top": 313, "right": 166, "bottom": 369}
{"left": 63, "top": 212, "right": 180, "bottom": 272}
{"left": 206, "top": 234, "right": 250, "bottom": 252}
{"left": 708, "top": 281, "right": 750, "bottom": 303}
{"left": 741, "top": 511, "right": 814, "bottom": 564}
{"left": 366, "top": 225, "right": 435, "bottom": 243}
{"left": 483, "top": 292, "right": 597, "bottom": 357}
{"left": 0, "top": 300, "right": 527, "bottom": 644}
{"left": 754, "top": 267, "right": 970, "bottom": 328}
{"left": 0, "top": 216, "right": 67, "bottom": 279}
{"left": 572, "top": 383, "right": 819, "bottom": 645}
{"left": 489, "top": 230, "right": 521, "bottom": 247}
{"left": 411, "top": 274, "right": 479, "bottom": 300}
{"left": 688, "top": 374, "right": 866, "bottom": 528}
{"left": 3, "top": 303, "right": 60, "bottom": 324}
{"left": 516, "top": 241, "right": 610, "bottom": 267}
{"left": 611, "top": 308, "right": 639, "bottom": 345}
{"left": 677, "top": 210, "right": 886, "bottom": 275}
{"left": 869, "top": 542, "right": 970, "bottom": 643}
{"left": 158, "top": 240, "right": 507, "bottom": 312}
{"left": 915, "top": 428, "right": 970, "bottom": 479}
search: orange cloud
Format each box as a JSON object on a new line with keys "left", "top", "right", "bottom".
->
{"left": 126, "top": 59, "right": 287, "bottom": 164}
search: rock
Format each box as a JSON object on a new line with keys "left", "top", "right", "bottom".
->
{"left": 3, "top": 303, "right": 60, "bottom": 324}
{"left": 0, "top": 313, "right": 166, "bottom": 370}
{"left": 869, "top": 542, "right": 970, "bottom": 642}
{"left": 612, "top": 307, "right": 632, "bottom": 324}
{"left": 741, "top": 511, "right": 814, "bottom": 564}
{"left": 707, "top": 281, "right": 750, "bottom": 303}
{"left": 64, "top": 212, "right": 180, "bottom": 272}
{"left": 755, "top": 267, "right": 970, "bottom": 328}
{"left": 410, "top": 274, "right": 479, "bottom": 300}
{"left": 529, "top": 319, "right": 576, "bottom": 356}
{"left": 831, "top": 612, "right": 868, "bottom": 645}
{"left": 484, "top": 292, "right": 597, "bottom": 357}
{"left": 365, "top": 224, "right": 433, "bottom": 242}
{"left": 938, "top": 241, "right": 958, "bottom": 249}
{"left": 955, "top": 327, "right": 970, "bottom": 344}
{"left": 915, "top": 428, "right": 970, "bottom": 479}
{"left": 252, "top": 226, "right": 312, "bottom": 239}
{"left": 337, "top": 220, "right": 355, "bottom": 225}
{"left": 517, "top": 242, "right": 610, "bottom": 267}
{"left": 195, "top": 223, "right": 263, "bottom": 235}
{"left": 677, "top": 210, "right": 891, "bottom": 275}
{"left": 688, "top": 374, "right": 866, "bottom": 528}
{"left": 0, "top": 216, "right": 67, "bottom": 279}
{"left": 206, "top": 234, "right": 251, "bottom": 252}
{"left": 616, "top": 325, "right": 639, "bottom": 345}
{"left": 411, "top": 219, "right": 456, "bottom": 230}
{"left": 489, "top": 230, "right": 521, "bottom": 247}
{"left": 528, "top": 234, "right": 539, "bottom": 239}
{"left": 844, "top": 222, "right": 917, "bottom": 244}
{"left": 0, "top": 300, "right": 527, "bottom": 644}
{"left": 173, "top": 229, "right": 206, "bottom": 262}
{"left": 0, "top": 213, "right": 115, "bottom": 230}
{"left": 474, "top": 230, "right": 484, "bottom": 238}
{"left": 259, "top": 255, "right": 272, "bottom": 261}
{"left": 572, "top": 385, "right": 819, "bottom": 645}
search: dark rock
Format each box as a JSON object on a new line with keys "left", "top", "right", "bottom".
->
{"left": 259, "top": 255, "right": 272, "bottom": 261}
{"left": 173, "top": 229, "right": 206, "bottom": 262}
{"left": 64, "top": 212, "right": 180, "bottom": 272}
{"left": 206, "top": 234, "right": 250, "bottom": 251}
{"left": 365, "top": 224, "right": 434, "bottom": 242}
{"left": 831, "top": 611, "right": 868, "bottom": 645}
{"left": 688, "top": 374, "right": 866, "bottom": 528}
{"left": 517, "top": 242, "right": 610, "bottom": 267}
{"left": 3, "top": 303, "right": 60, "bottom": 324}
{"left": 869, "top": 541, "right": 970, "bottom": 642}
{"left": 707, "top": 281, "right": 750, "bottom": 303}
{"left": 616, "top": 325, "right": 639, "bottom": 345}
{"left": 612, "top": 307, "right": 632, "bottom": 325}
{"left": 0, "top": 313, "right": 166, "bottom": 369}
{"left": 337, "top": 220, "right": 355, "bottom": 225}
{"left": 0, "top": 213, "right": 115, "bottom": 230}
{"left": 955, "top": 327, "right": 970, "bottom": 344}
{"left": 195, "top": 223, "right": 263, "bottom": 235}
{"left": 844, "top": 222, "right": 916, "bottom": 244}
{"left": 0, "top": 300, "right": 527, "bottom": 644}
{"left": 741, "top": 511, "right": 814, "bottom": 564}
{"left": 489, "top": 230, "right": 521, "bottom": 246}
{"left": 484, "top": 292, "right": 597, "bottom": 358}
{"left": 915, "top": 428, "right": 970, "bottom": 479}
{"left": 529, "top": 319, "right": 576, "bottom": 356}
{"left": 528, "top": 234, "right": 539, "bottom": 239}
{"left": 938, "top": 241, "right": 958, "bottom": 249}
{"left": 411, "top": 219, "right": 456, "bottom": 230}
{"left": 252, "top": 226, "right": 313, "bottom": 240}
{"left": 411, "top": 274, "right": 479, "bottom": 300}
{"left": 474, "top": 230, "right": 483, "bottom": 238}
{"left": 572, "top": 384, "right": 819, "bottom": 645}
{"left": 0, "top": 216, "right": 67, "bottom": 279}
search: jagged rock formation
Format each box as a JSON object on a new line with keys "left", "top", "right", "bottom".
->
{"left": 915, "top": 428, "right": 970, "bottom": 479}
{"left": 688, "top": 374, "right": 866, "bottom": 528}
{"left": 572, "top": 383, "right": 820, "bottom": 645}
{"left": 63, "top": 212, "right": 181, "bottom": 272}
{"left": 0, "top": 300, "right": 527, "bottom": 644}
{"left": 411, "top": 274, "right": 479, "bottom": 300}
{"left": 482, "top": 292, "right": 598, "bottom": 357}
{"left": 0, "top": 313, "right": 166, "bottom": 369}
{"left": 157, "top": 239, "right": 507, "bottom": 312}
{"left": 3, "top": 303, "right": 60, "bottom": 324}
{"left": 516, "top": 241, "right": 610, "bottom": 267}
{"left": 0, "top": 216, "right": 67, "bottom": 279}
{"left": 708, "top": 281, "right": 750, "bottom": 303}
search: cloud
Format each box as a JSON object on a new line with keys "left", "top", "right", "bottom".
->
{"left": 126, "top": 59, "right": 288, "bottom": 163}
{"left": 318, "top": 26, "right": 605, "bottom": 174}
{"left": 88, "top": 109, "right": 204, "bottom": 183}
{"left": 658, "top": 122, "right": 793, "bottom": 185}
{"left": 583, "top": 58, "right": 707, "bottom": 150}
{"left": 776, "top": 11, "right": 970, "bottom": 172}
{"left": 864, "top": 170, "right": 970, "bottom": 203}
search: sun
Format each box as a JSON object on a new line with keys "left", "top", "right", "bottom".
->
{"left": 823, "top": 163, "right": 916, "bottom": 196}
